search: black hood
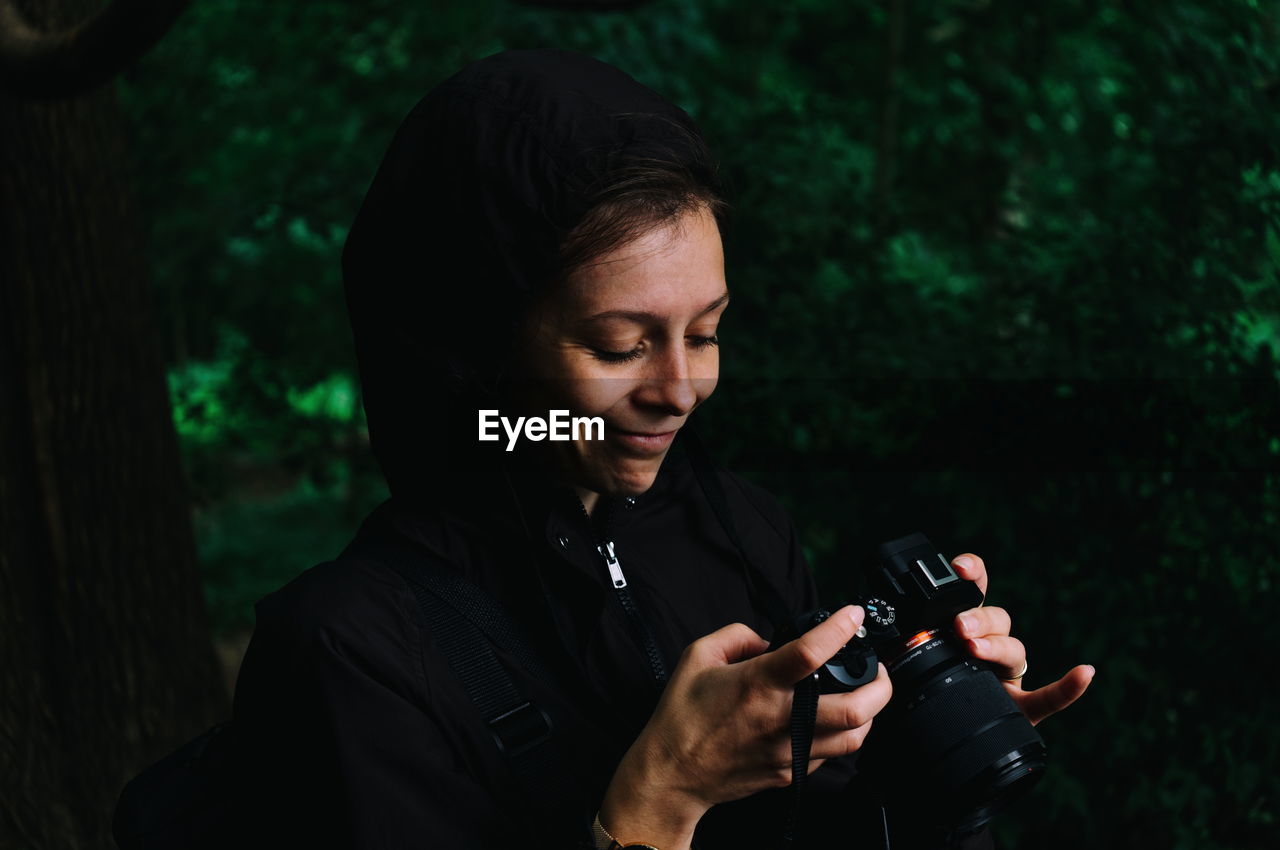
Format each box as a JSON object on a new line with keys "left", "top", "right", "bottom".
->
{"left": 342, "top": 48, "right": 719, "bottom": 508}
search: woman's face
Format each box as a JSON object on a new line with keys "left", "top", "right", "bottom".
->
{"left": 512, "top": 203, "right": 727, "bottom": 510}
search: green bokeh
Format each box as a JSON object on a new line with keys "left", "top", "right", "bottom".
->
{"left": 120, "top": 2, "right": 1279, "bottom": 847}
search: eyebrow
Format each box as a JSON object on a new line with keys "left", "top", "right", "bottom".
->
{"left": 583, "top": 291, "right": 730, "bottom": 324}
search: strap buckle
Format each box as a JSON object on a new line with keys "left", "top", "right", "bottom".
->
{"left": 489, "top": 701, "right": 553, "bottom": 758}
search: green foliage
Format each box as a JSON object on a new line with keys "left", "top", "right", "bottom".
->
{"left": 120, "top": 1, "right": 1278, "bottom": 846}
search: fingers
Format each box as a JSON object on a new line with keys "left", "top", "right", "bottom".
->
{"left": 965, "top": 635, "right": 1026, "bottom": 679}
{"left": 951, "top": 553, "right": 987, "bottom": 597}
{"left": 685, "top": 622, "right": 770, "bottom": 666}
{"left": 809, "top": 722, "right": 876, "bottom": 761}
{"left": 814, "top": 663, "right": 892, "bottom": 733}
{"left": 1011, "top": 664, "right": 1096, "bottom": 726}
{"left": 955, "top": 605, "right": 1023, "bottom": 680}
{"left": 757, "top": 605, "right": 864, "bottom": 688}
{"left": 955, "top": 605, "right": 1011, "bottom": 639}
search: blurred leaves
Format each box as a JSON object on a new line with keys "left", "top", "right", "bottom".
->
{"left": 119, "top": 1, "right": 1278, "bottom": 847}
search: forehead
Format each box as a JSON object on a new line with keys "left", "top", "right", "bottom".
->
{"left": 555, "top": 206, "right": 726, "bottom": 317}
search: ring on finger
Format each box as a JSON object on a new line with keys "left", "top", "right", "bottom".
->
{"left": 1001, "top": 658, "right": 1028, "bottom": 681}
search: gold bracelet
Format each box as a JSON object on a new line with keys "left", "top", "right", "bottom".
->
{"left": 592, "top": 812, "right": 662, "bottom": 850}
{"left": 591, "top": 812, "right": 615, "bottom": 850}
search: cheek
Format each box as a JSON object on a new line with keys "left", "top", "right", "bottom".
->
{"left": 695, "top": 377, "right": 718, "bottom": 406}
{"left": 543, "top": 374, "right": 633, "bottom": 417}
{"left": 693, "top": 355, "right": 719, "bottom": 402}
{"left": 582, "top": 377, "right": 633, "bottom": 415}
{"left": 521, "top": 348, "right": 624, "bottom": 415}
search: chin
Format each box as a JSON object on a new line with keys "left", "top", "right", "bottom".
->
{"left": 600, "top": 457, "right": 665, "bottom": 497}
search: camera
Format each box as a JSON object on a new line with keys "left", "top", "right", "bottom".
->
{"left": 777, "top": 532, "right": 1047, "bottom": 832}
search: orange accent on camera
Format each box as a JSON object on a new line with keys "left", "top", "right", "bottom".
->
{"left": 904, "top": 629, "right": 937, "bottom": 650}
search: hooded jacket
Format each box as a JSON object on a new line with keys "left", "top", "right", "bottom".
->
{"left": 229, "top": 49, "right": 994, "bottom": 850}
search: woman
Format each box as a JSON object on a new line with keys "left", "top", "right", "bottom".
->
{"left": 230, "top": 48, "right": 1092, "bottom": 849}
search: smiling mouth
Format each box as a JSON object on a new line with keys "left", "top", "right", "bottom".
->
{"left": 607, "top": 425, "right": 679, "bottom": 455}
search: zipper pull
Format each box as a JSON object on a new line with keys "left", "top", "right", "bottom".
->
{"left": 597, "top": 540, "right": 627, "bottom": 589}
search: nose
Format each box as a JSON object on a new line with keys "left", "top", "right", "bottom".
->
{"left": 633, "top": 344, "right": 699, "bottom": 417}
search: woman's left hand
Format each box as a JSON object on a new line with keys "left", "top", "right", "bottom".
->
{"left": 950, "top": 553, "right": 1095, "bottom": 726}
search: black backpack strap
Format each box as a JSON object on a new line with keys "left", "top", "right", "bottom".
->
{"left": 341, "top": 534, "right": 587, "bottom": 829}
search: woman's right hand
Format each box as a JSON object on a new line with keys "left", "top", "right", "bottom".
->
{"left": 598, "top": 604, "right": 892, "bottom": 850}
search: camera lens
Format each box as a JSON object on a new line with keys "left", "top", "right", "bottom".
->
{"left": 861, "top": 629, "right": 1047, "bottom": 831}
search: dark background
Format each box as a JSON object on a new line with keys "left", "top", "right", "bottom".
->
{"left": 3, "top": 1, "right": 1276, "bottom": 848}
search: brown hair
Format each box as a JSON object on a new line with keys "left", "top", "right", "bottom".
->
{"left": 502, "top": 119, "right": 730, "bottom": 379}
{"left": 554, "top": 117, "right": 731, "bottom": 281}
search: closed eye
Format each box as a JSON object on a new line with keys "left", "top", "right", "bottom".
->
{"left": 589, "top": 346, "right": 644, "bottom": 363}
{"left": 589, "top": 335, "right": 718, "bottom": 364}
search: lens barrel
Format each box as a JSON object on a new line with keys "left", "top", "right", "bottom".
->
{"left": 862, "top": 630, "right": 1047, "bottom": 831}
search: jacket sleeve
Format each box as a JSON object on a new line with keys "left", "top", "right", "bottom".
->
{"left": 229, "top": 560, "right": 556, "bottom": 849}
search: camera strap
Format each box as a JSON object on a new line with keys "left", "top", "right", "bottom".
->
{"left": 682, "top": 429, "right": 900, "bottom": 849}
{"left": 784, "top": 672, "right": 821, "bottom": 847}
{"left": 681, "top": 426, "right": 828, "bottom": 847}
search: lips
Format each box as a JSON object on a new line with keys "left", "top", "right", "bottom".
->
{"left": 608, "top": 425, "right": 678, "bottom": 455}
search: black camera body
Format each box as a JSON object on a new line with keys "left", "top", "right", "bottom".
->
{"left": 777, "top": 532, "right": 1047, "bottom": 833}
{"left": 864, "top": 531, "right": 985, "bottom": 639}
{"left": 769, "top": 607, "right": 882, "bottom": 692}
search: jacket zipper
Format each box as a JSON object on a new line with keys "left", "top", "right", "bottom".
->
{"left": 579, "top": 499, "right": 669, "bottom": 684}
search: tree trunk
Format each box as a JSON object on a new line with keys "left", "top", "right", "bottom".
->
{"left": 0, "top": 1, "right": 223, "bottom": 848}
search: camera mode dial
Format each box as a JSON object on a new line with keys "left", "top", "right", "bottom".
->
{"left": 865, "top": 598, "right": 896, "bottom": 627}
